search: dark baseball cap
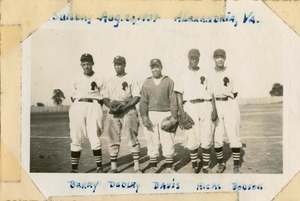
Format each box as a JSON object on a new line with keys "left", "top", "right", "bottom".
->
{"left": 80, "top": 53, "right": 93, "bottom": 62}
{"left": 213, "top": 49, "right": 226, "bottom": 58}
{"left": 150, "top": 59, "right": 162, "bottom": 67}
{"left": 188, "top": 49, "right": 200, "bottom": 58}
{"left": 113, "top": 56, "right": 126, "bottom": 64}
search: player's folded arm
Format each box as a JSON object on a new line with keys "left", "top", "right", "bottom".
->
{"left": 123, "top": 96, "right": 140, "bottom": 110}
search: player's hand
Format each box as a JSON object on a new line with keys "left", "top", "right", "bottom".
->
{"left": 222, "top": 86, "right": 234, "bottom": 99}
{"left": 169, "top": 116, "right": 178, "bottom": 124}
{"left": 142, "top": 116, "right": 154, "bottom": 130}
{"left": 109, "top": 100, "right": 125, "bottom": 114}
{"left": 121, "top": 104, "right": 128, "bottom": 112}
{"left": 211, "top": 109, "right": 218, "bottom": 122}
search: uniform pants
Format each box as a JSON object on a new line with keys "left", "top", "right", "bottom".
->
{"left": 144, "top": 111, "right": 175, "bottom": 159}
{"left": 69, "top": 100, "right": 103, "bottom": 152}
{"left": 214, "top": 99, "right": 242, "bottom": 148}
{"left": 184, "top": 101, "right": 213, "bottom": 150}
{"left": 106, "top": 107, "right": 140, "bottom": 156}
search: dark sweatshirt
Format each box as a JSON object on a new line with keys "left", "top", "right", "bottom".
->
{"left": 139, "top": 76, "right": 178, "bottom": 117}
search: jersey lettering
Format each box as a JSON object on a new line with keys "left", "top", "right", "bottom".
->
{"left": 223, "top": 77, "right": 230, "bottom": 87}
{"left": 122, "top": 81, "right": 128, "bottom": 91}
{"left": 200, "top": 76, "right": 205, "bottom": 84}
{"left": 91, "top": 81, "right": 97, "bottom": 90}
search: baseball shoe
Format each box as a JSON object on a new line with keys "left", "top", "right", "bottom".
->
{"left": 190, "top": 166, "right": 199, "bottom": 174}
{"left": 165, "top": 168, "right": 176, "bottom": 173}
{"left": 233, "top": 165, "right": 241, "bottom": 174}
{"left": 134, "top": 169, "right": 143, "bottom": 174}
{"left": 216, "top": 163, "right": 226, "bottom": 173}
{"left": 202, "top": 168, "right": 211, "bottom": 174}
{"left": 148, "top": 167, "right": 158, "bottom": 174}
{"left": 96, "top": 167, "right": 104, "bottom": 173}
{"left": 70, "top": 169, "right": 78, "bottom": 173}
{"left": 108, "top": 169, "right": 118, "bottom": 173}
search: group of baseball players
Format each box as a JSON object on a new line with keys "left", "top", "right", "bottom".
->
{"left": 69, "top": 48, "right": 242, "bottom": 174}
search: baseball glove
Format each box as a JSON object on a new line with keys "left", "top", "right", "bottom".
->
{"left": 178, "top": 112, "right": 194, "bottom": 130}
{"left": 161, "top": 116, "right": 179, "bottom": 133}
{"left": 109, "top": 100, "right": 125, "bottom": 114}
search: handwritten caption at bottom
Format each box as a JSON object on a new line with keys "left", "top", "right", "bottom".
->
{"left": 67, "top": 180, "right": 264, "bottom": 193}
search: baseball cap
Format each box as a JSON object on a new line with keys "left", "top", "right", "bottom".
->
{"left": 113, "top": 56, "right": 126, "bottom": 64}
{"left": 80, "top": 53, "right": 93, "bottom": 62}
{"left": 150, "top": 59, "right": 162, "bottom": 67}
{"left": 213, "top": 49, "right": 226, "bottom": 58}
{"left": 188, "top": 49, "right": 200, "bottom": 58}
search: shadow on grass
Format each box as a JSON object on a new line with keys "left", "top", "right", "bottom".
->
{"left": 95, "top": 147, "right": 150, "bottom": 173}
{"left": 173, "top": 143, "right": 191, "bottom": 172}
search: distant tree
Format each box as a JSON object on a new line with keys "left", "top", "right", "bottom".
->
{"left": 52, "top": 89, "right": 66, "bottom": 106}
{"left": 36, "top": 102, "right": 45, "bottom": 107}
{"left": 269, "top": 83, "right": 283, "bottom": 96}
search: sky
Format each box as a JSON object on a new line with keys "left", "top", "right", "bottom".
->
{"left": 30, "top": 5, "right": 286, "bottom": 106}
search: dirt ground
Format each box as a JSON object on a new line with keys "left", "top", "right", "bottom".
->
{"left": 30, "top": 103, "right": 283, "bottom": 174}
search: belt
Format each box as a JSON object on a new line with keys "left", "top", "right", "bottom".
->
{"left": 78, "top": 98, "right": 102, "bottom": 104}
{"left": 183, "top": 99, "right": 210, "bottom": 104}
{"left": 216, "top": 97, "right": 228, "bottom": 101}
{"left": 190, "top": 99, "right": 204, "bottom": 103}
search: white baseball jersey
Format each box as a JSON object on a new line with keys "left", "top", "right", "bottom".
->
{"left": 71, "top": 72, "right": 105, "bottom": 100}
{"left": 69, "top": 72, "right": 105, "bottom": 152}
{"left": 210, "top": 67, "right": 242, "bottom": 148}
{"left": 103, "top": 73, "right": 141, "bottom": 156}
{"left": 102, "top": 74, "right": 140, "bottom": 101}
{"left": 174, "top": 67, "right": 214, "bottom": 150}
{"left": 174, "top": 67, "right": 213, "bottom": 101}
{"left": 210, "top": 67, "right": 239, "bottom": 98}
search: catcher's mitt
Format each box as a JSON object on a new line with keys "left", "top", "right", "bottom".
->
{"left": 178, "top": 112, "right": 194, "bottom": 130}
{"left": 161, "top": 116, "right": 178, "bottom": 133}
{"left": 109, "top": 100, "right": 125, "bottom": 114}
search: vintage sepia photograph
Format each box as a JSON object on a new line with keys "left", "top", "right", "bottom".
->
{"left": 29, "top": 18, "right": 283, "bottom": 175}
{"left": 19, "top": 1, "right": 298, "bottom": 200}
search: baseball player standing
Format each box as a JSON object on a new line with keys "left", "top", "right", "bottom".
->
{"left": 139, "top": 59, "right": 178, "bottom": 173}
{"left": 174, "top": 49, "right": 218, "bottom": 173}
{"left": 103, "top": 56, "right": 142, "bottom": 173}
{"left": 211, "top": 49, "right": 242, "bottom": 173}
{"left": 69, "top": 53, "right": 105, "bottom": 173}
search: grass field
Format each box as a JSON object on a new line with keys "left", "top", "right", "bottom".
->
{"left": 30, "top": 103, "right": 283, "bottom": 174}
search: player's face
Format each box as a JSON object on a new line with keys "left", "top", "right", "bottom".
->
{"left": 151, "top": 64, "right": 162, "bottom": 78}
{"left": 114, "top": 62, "right": 126, "bottom": 75}
{"left": 81, "top": 61, "right": 94, "bottom": 74}
{"left": 189, "top": 56, "right": 199, "bottom": 68}
{"left": 214, "top": 55, "right": 226, "bottom": 68}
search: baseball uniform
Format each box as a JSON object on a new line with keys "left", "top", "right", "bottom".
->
{"left": 211, "top": 49, "right": 242, "bottom": 173}
{"left": 69, "top": 53, "right": 104, "bottom": 173}
{"left": 140, "top": 61, "right": 178, "bottom": 173}
{"left": 102, "top": 71, "right": 141, "bottom": 171}
{"left": 212, "top": 67, "right": 241, "bottom": 148}
{"left": 174, "top": 49, "right": 216, "bottom": 173}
